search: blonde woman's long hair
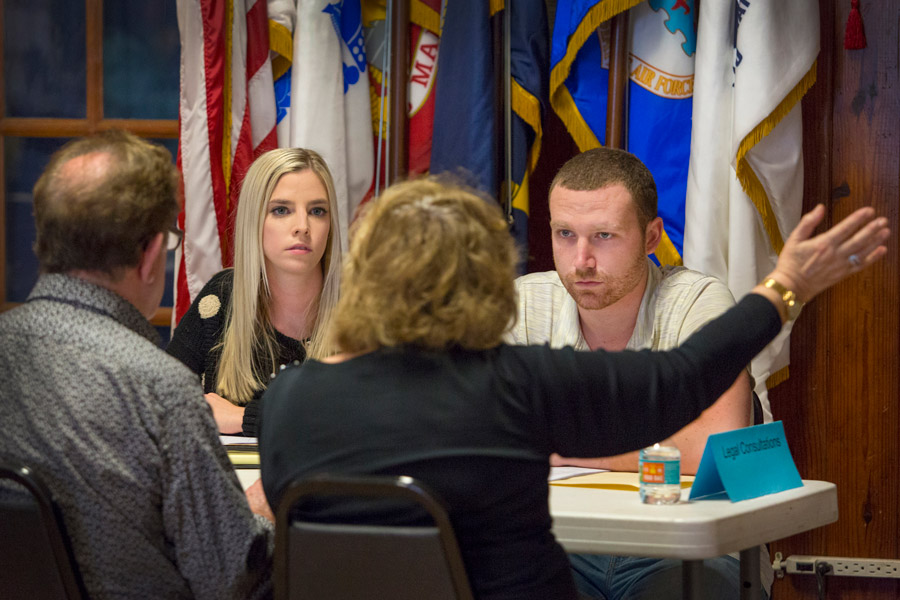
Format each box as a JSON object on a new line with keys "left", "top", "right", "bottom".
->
{"left": 216, "top": 148, "right": 342, "bottom": 404}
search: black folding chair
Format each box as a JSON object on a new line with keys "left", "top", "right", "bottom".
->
{"left": 0, "top": 461, "right": 86, "bottom": 600}
{"left": 274, "top": 474, "right": 474, "bottom": 600}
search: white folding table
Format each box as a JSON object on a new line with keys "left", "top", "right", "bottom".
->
{"left": 549, "top": 479, "right": 838, "bottom": 600}
{"left": 226, "top": 445, "right": 838, "bottom": 600}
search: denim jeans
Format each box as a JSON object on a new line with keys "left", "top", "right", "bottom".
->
{"left": 569, "top": 553, "right": 770, "bottom": 600}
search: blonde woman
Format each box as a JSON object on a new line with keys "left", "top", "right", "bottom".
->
{"left": 168, "top": 148, "right": 341, "bottom": 436}
{"left": 259, "top": 178, "right": 888, "bottom": 600}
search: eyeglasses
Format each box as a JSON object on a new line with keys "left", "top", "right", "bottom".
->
{"left": 166, "top": 227, "right": 184, "bottom": 251}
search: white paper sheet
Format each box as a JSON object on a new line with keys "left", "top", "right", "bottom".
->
{"left": 219, "top": 435, "right": 258, "bottom": 446}
{"left": 548, "top": 466, "right": 608, "bottom": 482}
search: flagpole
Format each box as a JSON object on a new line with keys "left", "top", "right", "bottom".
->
{"left": 388, "top": 0, "right": 409, "bottom": 185}
{"left": 606, "top": 12, "right": 629, "bottom": 149}
{"left": 503, "top": 1, "right": 512, "bottom": 224}
{"left": 375, "top": 0, "right": 393, "bottom": 196}
{"left": 490, "top": 7, "right": 503, "bottom": 205}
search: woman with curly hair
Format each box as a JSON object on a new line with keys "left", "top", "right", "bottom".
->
{"left": 259, "top": 178, "right": 887, "bottom": 600}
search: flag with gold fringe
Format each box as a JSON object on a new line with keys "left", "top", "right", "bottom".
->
{"left": 361, "top": 0, "right": 441, "bottom": 184}
{"left": 508, "top": 0, "right": 548, "bottom": 265}
{"left": 549, "top": 0, "right": 695, "bottom": 266}
{"left": 684, "top": 0, "right": 820, "bottom": 421}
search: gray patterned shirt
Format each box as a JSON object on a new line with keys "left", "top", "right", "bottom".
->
{"left": 0, "top": 274, "right": 272, "bottom": 599}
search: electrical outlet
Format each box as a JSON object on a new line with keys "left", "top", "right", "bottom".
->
{"left": 784, "top": 555, "right": 900, "bottom": 579}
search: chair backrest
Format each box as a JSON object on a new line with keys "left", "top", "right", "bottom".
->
{"left": 0, "top": 461, "right": 86, "bottom": 600}
{"left": 274, "top": 474, "right": 474, "bottom": 600}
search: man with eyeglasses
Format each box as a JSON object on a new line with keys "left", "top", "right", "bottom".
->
{"left": 166, "top": 225, "right": 184, "bottom": 252}
{"left": 0, "top": 130, "right": 272, "bottom": 599}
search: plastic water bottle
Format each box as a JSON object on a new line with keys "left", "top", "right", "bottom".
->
{"left": 639, "top": 443, "right": 681, "bottom": 504}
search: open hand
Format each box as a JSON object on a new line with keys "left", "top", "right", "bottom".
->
{"left": 768, "top": 204, "right": 889, "bottom": 304}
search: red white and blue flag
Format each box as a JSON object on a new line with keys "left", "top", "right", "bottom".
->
{"left": 363, "top": 0, "right": 441, "bottom": 182}
{"left": 175, "top": 0, "right": 277, "bottom": 323}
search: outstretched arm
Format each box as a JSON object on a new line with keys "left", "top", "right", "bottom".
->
{"left": 546, "top": 205, "right": 890, "bottom": 459}
{"left": 552, "top": 370, "right": 750, "bottom": 474}
{"left": 755, "top": 204, "right": 889, "bottom": 317}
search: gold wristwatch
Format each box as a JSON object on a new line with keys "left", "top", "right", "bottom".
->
{"left": 763, "top": 278, "right": 804, "bottom": 321}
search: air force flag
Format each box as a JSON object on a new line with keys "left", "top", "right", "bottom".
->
{"left": 550, "top": 0, "right": 695, "bottom": 265}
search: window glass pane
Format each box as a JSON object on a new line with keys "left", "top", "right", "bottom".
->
{"left": 4, "top": 137, "right": 68, "bottom": 302}
{"left": 103, "top": 3, "right": 179, "bottom": 119}
{"left": 3, "top": 1, "right": 86, "bottom": 118}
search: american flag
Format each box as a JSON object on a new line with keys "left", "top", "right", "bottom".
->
{"left": 175, "top": 0, "right": 278, "bottom": 323}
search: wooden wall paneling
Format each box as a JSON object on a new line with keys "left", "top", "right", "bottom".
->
{"left": 0, "top": 136, "right": 5, "bottom": 306}
{"left": 825, "top": 0, "right": 900, "bottom": 577}
{"left": 86, "top": 0, "right": 102, "bottom": 125}
{"left": 770, "top": 1, "right": 900, "bottom": 598}
{"left": 0, "top": 119, "right": 179, "bottom": 139}
{"left": 768, "top": 1, "right": 835, "bottom": 594}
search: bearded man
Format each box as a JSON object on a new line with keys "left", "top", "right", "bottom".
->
{"left": 507, "top": 147, "right": 769, "bottom": 600}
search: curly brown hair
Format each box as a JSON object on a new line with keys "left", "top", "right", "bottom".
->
{"left": 32, "top": 130, "right": 179, "bottom": 276}
{"left": 331, "top": 178, "right": 519, "bottom": 352}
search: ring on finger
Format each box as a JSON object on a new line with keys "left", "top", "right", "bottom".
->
{"left": 848, "top": 254, "right": 862, "bottom": 268}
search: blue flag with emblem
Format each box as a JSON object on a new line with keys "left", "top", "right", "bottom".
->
{"left": 550, "top": 0, "right": 695, "bottom": 266}
{"left": 430, "top": 0, "right": 497, "bottom": 193}
{"left": 508, "top": 2, "right": 548, "bottom": 267}
{"left": 430, "top": 1, "right": 547, "bottom": 269}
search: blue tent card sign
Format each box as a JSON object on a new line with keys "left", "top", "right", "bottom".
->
{"left": 689, "top": 421, "right": 803, "bottom": 502}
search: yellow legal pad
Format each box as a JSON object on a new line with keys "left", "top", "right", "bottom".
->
{"left": 550, "top": 471, "right": 694, "bottom": 492}
{"left": 225, "top": 446, "right": 260, "bottom": 468}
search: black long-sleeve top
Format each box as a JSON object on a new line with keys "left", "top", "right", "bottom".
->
{"left": 260, "top": 293, "right": 782, "bottom": 600}
{"left": 167, "top": 269, "right": 305, "bottom": 436}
